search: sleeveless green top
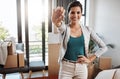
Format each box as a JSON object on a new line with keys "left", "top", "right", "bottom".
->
{"left": 64, "top": 34, "right": 85, "bottom": 61}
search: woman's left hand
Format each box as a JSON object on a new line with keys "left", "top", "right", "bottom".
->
{"left": 77, "top": 56, "right": 91, "bottom": 64}
{"left": 77, "top": 55, "right": 97, "bottom": 64}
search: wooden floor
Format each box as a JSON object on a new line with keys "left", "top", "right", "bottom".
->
{"left": 30, "top": 75, "right": 58, "bottom": 79}
{"left": 0, "top": 71, "right": 49, "bottom": 79}
{"left": 0, "top": 71, "right": 58, "bottom": 79}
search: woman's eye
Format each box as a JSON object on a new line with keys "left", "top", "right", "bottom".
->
{"left": 71, "top": 12, "right": 75, "bottom": 14}
{"left": 70, "top": 11, "right": 81, "bottom": 14}
{"left": 77, "top": 11, "right": 80, "bottom": 14}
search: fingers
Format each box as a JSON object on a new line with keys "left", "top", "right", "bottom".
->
{"left": 77, "top": 57, "right": 85, "bottom": 64}
{"left": 77, "top": 56, "right": 91, "bottom": 64}
{"left": 51, "top": 6, "right": 65, "bottom": 26}
{"left": 55, "top": 7, "right": 65, "bottom": 20}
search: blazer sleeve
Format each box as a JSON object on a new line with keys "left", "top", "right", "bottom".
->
{"left": 88, "top": 27, "right": 108, "bottom": 57}
{"left": 56, "top": 21, "right": 66, "bottom": 34}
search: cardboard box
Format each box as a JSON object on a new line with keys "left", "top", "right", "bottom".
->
{"left": 88, "top": 63, "right": 95, "bottom": 79}
{"left": 7, "top": 43, "right": 14, "bottom": 55}
{"left": 17, "top": 50, "right": 25, "bottom": 67}
{"left": 48, "top": 44, "right": 60, "bottom": 76}
{"left": 4, "top": 54, "right": 18, "bottom": 68}
{"left": 99, "top": 57, "right": 112, "bottom": 70}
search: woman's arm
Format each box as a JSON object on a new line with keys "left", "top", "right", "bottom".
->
{"left": 90, "top": 28, "right": 108, "bottom": 58}
{"left": 51, "top": 7, "right": 66, "bottom": 34}
{"left": 51, "top": 7, "right": 65, "bottom": 27}
{"left": 77, "top": 55, "right": 97, "bottom": 64}
{"left": 77, "top": 27, "right": 108, "bottom": 64}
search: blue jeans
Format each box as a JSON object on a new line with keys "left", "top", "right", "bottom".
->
{"left": 59, "top": 60, "right": 88, "bottom": 79}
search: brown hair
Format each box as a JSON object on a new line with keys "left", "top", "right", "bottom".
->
{"left": 67, "top": 1, "right": 83, "bottom": 13}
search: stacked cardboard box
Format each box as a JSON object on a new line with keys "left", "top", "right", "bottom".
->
{"left": 4, "top": 54, "right": 18, "bottom": 68}
{"left": 4, "top": 44, "right": 25, "bottom": 68}
{"left": 99, "top": 57, "right": 112, "bottom": 70}
{"left": 7, "top": 43, "right": 14, "bottom": 55}
{"left": 17, "top": 50, "right": 25, "bottom": 67}
{"left": 88, "top": 57, "right": 112, "bottom": 79}
{"left": 88, "top": 63, "right": 95, "bottom": 79}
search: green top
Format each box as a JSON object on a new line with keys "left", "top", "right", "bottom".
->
{"left": 64, "top": 34, "right": 85, "bottom": 61}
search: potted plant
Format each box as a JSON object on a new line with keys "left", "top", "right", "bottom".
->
{"left": 0, "top": 25, "right": 9, "bottom": 41}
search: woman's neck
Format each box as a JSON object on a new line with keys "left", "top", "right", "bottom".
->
{"left": 69, "top": 22, "right": 82, "bottom": 37}
{"left": 69, "top": 22, "right": 80, "bottom": 29}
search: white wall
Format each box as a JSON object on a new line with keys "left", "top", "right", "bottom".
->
{"left": 89, "top": 0, "right": 120, "bottom": 67}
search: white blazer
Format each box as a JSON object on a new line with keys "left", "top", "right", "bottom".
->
{"left": 57, "top": 22, "right": 108, "bottom": 63}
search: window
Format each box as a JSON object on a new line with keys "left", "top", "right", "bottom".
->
{"left": 21, "top": 0, "right": 48, "bottom": 66}
{"left": 0, "top": 0, "right": 48, "bottom": 71}
{"left": 77, "top": 0, "right": 87, "bottom": 25}
{"left": 0, "top": 0, "right": 17, "bottom": 41}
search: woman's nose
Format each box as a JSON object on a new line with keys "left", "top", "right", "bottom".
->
{"left": 73, "top": 13, "right": 78, "bottom": 17}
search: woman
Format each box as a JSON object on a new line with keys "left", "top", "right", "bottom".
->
{"left": 51, "top": 1, "right": 107, "bottom": 79}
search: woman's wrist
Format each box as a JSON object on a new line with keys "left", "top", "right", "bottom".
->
{"left": 56, "top": 22, "right": 62, "bottom": 27}
{"left": 89, "top": 54, "right": 97, "bottom": 63}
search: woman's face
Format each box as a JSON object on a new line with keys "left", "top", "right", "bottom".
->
{"left": 68, "top": 6, "right": 82, "bottom": 24}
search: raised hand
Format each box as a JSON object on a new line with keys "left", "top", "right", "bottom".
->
{"left": 51, "top": 7, "right": 65, "bottom": 27}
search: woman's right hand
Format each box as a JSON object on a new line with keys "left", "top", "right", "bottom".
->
{"left": 51, "top": 7, "right": 65, "bottom": 27}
